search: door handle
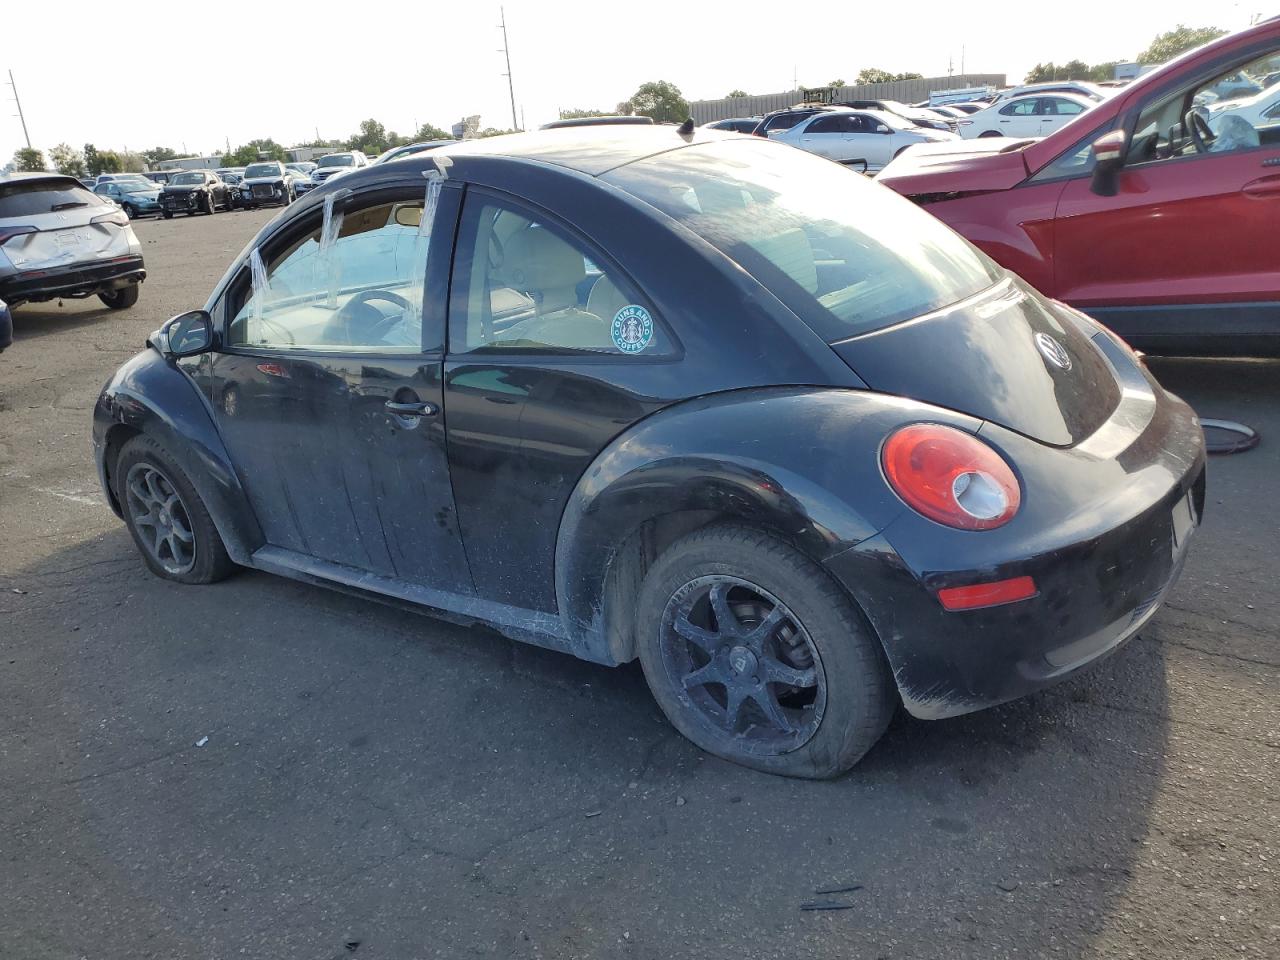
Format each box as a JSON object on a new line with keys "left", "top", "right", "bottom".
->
{"left": 1242, "top": 176, "right": 1280, "bottom": 198}
{"left": 385, "top": 400, "right": 438, "bottom": 417}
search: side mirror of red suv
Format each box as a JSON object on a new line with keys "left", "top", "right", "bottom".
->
{"left": 1090, "top": 129, "right": 1128, "bottom": 197}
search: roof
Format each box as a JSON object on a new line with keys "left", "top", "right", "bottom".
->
{"left": 417, "top": 125, "right": 741, "bottom": 177}
{"left": 0, "top": 171, "right": 85, "bottom": 189}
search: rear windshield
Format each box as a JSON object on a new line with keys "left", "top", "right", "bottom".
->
{"left": 603, "top": 139, "right": 1001, "bottom": 340}
{"left": 0, "top": 180, "right": 103, "bottom": 218}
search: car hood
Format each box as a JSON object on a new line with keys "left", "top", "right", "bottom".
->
{"left": 241, "top": 175, "right": 283, "bottom": 185}
{"left": 162, "top": 184, "right": 204, "bottom": 193}
{"left": 311, "top": 166, "right": 351, "bottom": 178}
{"left": 122, "top": 190, "right": 161, "bottom": 200}
{"left": 831, "top": 277, "right": 1121, "bottom": 448}
{"left": 875, "top": 137, "right": 1036, "bottom": 196}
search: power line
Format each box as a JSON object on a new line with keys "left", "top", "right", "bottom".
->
{"left": 498, "top": 6, "right": 518, "bottom": 130}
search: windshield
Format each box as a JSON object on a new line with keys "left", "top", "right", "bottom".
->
{"left": 0, "top": 180, "right": 102, "bottom": 217}
{"left": 318, "top": 154, "right": 353, "bottom": 167}
{"left": 245, "top": 163, "right": 281, "bottom": 179}
{"left": 171, "top": 173, "right": 204, "bottom": 185}
{"left": 603, "top": 139, "right": 1001, "bottom": 340}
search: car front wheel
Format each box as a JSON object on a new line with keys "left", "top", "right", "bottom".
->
{"left": 116, "top": 435, "right": 235, "bottom": 584}
{"left": 122, "top": 203, "right": 137, "bottom": 219}
{"left": 635, "top": 525, "right": 895, "bottom": 779}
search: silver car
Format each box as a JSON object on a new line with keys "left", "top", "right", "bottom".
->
{"left": 0, "top": 173, "right": 145, "bottom": 310}
{"left": 769, "top": 108, "right": 958, "bottom": 172}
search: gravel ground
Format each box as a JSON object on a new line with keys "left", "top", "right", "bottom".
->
{"left": 1, "top": 207, "right": 1276, "bottom": 960}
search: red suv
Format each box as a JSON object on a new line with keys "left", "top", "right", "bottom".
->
{"left": 878, "top": 18, "right": 1280, "bottom": 356}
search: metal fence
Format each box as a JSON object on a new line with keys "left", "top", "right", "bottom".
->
{"left": 690, "top": 74, "right": 1007, "bottom": 124}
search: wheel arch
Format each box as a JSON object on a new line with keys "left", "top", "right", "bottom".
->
{"left": 93, "top": 349, "right": 263, "bottom": 564}
{"left": 552, "top": 387, "right": 951, "bottom": 665}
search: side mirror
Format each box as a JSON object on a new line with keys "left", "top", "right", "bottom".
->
{"left": 160, "top": 310, "right": 216, "bottom": 358}
{"left": 876, "top": 124, "right": 890, "bottom": 133}
{"left": 1089, "top": 129, "right": 1127, "bottom": 197}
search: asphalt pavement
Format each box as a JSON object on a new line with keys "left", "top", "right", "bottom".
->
{"left": 1, "top": 208, "right": 1276, "bottom": 960}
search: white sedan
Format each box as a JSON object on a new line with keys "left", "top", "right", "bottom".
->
{"left": 1206, "top": 81, "right": 1280, "bottom": 133}
{"left": 958, "top": 93, "right": 1095, "bottom": 139}
{"left": 768, "top": 108, "right": 958, "bottom": 172}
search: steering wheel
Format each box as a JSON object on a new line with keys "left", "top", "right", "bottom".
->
{"left": 1185, "top": 109, "right": 1216, "bottom": 154}
{"left": 324, "top": 289, "right": 413, "bottom": 346}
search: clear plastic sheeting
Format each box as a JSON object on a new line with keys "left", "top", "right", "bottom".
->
{"left": 247, "top": 247, "right": 269, "bottom": 336}
{"left": 403, "top": 174, "right": 444, "bottom": 327}
{"left": 318, "top": 189, "right": 349, "bottom": 309}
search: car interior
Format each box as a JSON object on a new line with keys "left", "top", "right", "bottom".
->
{"left": 1128, "top": 50, "right": 1280, "bottom": 163}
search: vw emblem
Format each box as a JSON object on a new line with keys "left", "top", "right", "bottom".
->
{"left": 1034, "top": 332, "right": 1072, "bottom": 371}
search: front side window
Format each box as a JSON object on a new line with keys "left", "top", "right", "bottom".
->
{"left": 604, "top": 138, "right": 1000, "bottom": 341}
{"left": 450, "top": 196, "right": 669, "bottom": 356}
{"left": 1129, "top": 46, "right": 1280, "bottom": 164}
{"left": 806, "top": 115, "right": 852, "bottom": 135}
{"left": 1000, "top": 99, "right": 1038, "bottom": 117}
{"left": 227, "top": 193, "right": 431, "bottom": 352}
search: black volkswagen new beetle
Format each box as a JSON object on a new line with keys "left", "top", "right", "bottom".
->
{"left": 93, "top": 128, "right": 1205, "bottom": 778}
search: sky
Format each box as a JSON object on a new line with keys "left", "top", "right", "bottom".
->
{"left": 2, "top": 0, "right": 1266, "bottom": 165}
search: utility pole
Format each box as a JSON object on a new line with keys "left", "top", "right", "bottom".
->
{"left": 960, "top": 44, "right": 965, "bottom": 77}
{"left": 8, "top": 70, "right": 31, "bottom": 149}
{"left": 498, "top": 6, "right": 518, "bottom": 130}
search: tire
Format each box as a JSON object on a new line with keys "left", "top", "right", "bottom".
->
{"left": 635, "top": 524, "right": 895, "bottom": 779}
{"left": 202, "top": 192, "right": 215, "bottom": 215}
{"left": 115, "top": 434, "right": 236, "bottom": 585}
{"left": 163, "top": 210, "right": 173, "bottom": 219}
{"left": 978, "top": 130, "right": 1003, "bottom": 138}
{"left": 123, "top": 203, "right": 137, "bottom": 219}
{"left": 99, "top": 283, "right": 139, "bottom": 310}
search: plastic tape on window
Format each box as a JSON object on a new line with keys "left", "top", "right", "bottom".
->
{"left": 402, "top": 175, "right": 444, "bottom": 329}
{"left": 318, "top": 189, "right": 349, "bottom": 309}
{"left": 248, "top": 247, "right": 269, "bottom": 337}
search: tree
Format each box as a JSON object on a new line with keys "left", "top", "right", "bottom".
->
{"left": 477, "top": 127, "right": 518, "bottom": 138}
{"left": 857, "top": 68, "right": 894, "bottom": 85}
{"left": 1139, "top": 24, "right": 1227, "bottom": 64}
{"left": 346, "top": 118, "right": 388, "bottom": 155}
{"left": 95, "top": 151, "right": 124, "bottom": 174}
{"left": 895, "top": 71, "right": 924, "bottom": 81}
{"left": 620, "top": 80, "right": 690, "bottom": 124}
{"left": 560, "top": 108, "right": 612, "bottom": 119}
{"left": 13, "top": 147, "right": 45, "bottom": 172}
{"left": 827, "top": 79, "right": 846, "bottom": 88}
{"left": 223, "top": 139, "right": 287, "bottom": 166}
{"left": 726, "top": 89, "right": 748, "bottom": 98}
{"left": 49, "top": 143, "right": 86, "bottom": 178}
{"left": 142, "top": 146, "right": 177, "bottom": 166}
{"left": 413, "top": 121, "right": 451, "bottom": 141}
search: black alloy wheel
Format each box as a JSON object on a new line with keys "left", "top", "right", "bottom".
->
{"left": 636, "top": 525, "right": 895, "bottom": 779}
{"left": 123, "top": 203, "right": 137, "bottom": 219}
{"left": 123, "top": 461, "right": 197, "bottom": 576}
{"left": 659, "top": 575, "right": 826, "bottom": 755}
{"left": 115, "top": 435, "right": 235, "bottom": 584}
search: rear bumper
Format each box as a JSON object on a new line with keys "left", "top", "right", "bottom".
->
{"left": 0, "top": 256, "right": 145, "bottom": 305}
{"left": 825, "top": 389, "right": 1207, "bottom": 719}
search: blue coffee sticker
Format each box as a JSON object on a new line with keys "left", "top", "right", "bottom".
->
{"left": 611, "top": 304, "right": 653, "bottom": 354}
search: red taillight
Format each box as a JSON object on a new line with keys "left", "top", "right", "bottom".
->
{"left": 937, "top": 576, "right": 1038, "bottom": 611}
{"left": 0, "top": 225, "right": 37, "bottom": 245}
{"left": 881, "top": 423, "right": 1021, "bottom": 530}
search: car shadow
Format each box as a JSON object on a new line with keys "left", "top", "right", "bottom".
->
{"left": 9, "top": 300, "right": 119, "bottom": 340}
{"left": 4, "top": 526, "right": 1169, "bottom": 959}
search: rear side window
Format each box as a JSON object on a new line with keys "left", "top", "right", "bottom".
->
{"left": 0, "top": 180, "right": 102, "bottom": 218}
{"left": 604, "top": 138, "right": 1001, "bottom": 341}
{"left": 449, "top": 195, "right": 670, "bottom": 356}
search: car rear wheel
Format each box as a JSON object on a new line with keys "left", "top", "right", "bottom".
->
{"left": 635, "top": 525, "right": 895, "bottom": 779}
{"left": 116, "top": 435, "right": 235, "bottom": 584}
{"left": 978, "top": 130, "right": 1003, "bottom": 138}
{"left": 99, "top": 284, "right": 139, "bottom": 309}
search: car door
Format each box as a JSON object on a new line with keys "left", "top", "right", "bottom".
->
{"left": 1037, "top": 96, "right": 1087, "bottom": 136}
{"left": 1052, "top": 40, "right": 1280, "bottom": 329}
{"left": 797, "top": 114, "right": 852, "bottom": 160}
{"left": 857, "top": 114, "right": 898, "bottom": 170}
{"left": 209, "top": 180, "right": 475, "bottom": 593}
{"left": 442, "top": 188, "right": 677, "bottom": 611}
{"left": 999, "top": 98, "right": 1041, "bottom": 136}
